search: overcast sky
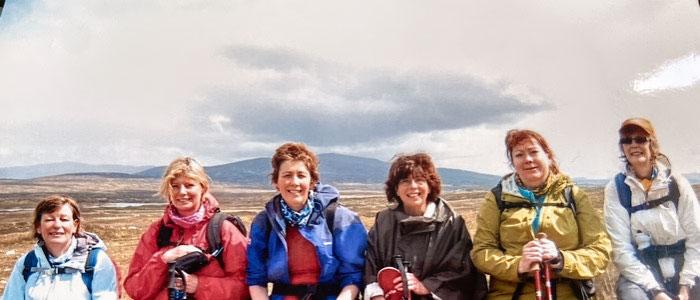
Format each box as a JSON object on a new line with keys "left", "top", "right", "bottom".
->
{"left": 1, "top": 1, "right": 699, "bottom": 179}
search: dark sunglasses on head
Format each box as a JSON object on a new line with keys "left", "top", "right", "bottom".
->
{"left": 619, "top": 136, "right": 650, "bottom": 145}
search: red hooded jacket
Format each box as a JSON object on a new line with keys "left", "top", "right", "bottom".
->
{"left": 124, "top": 194, "right": 250, "bottom": 300}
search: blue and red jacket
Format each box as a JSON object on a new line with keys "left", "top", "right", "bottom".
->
{"left": 246, "top": 183, "right": 367, "bottom": 299}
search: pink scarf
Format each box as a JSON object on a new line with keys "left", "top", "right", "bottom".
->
{"left": 167, "top": 201, "right": 208, "bottom": 229}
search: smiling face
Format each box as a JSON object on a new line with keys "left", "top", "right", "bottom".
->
{"left": 275, "top": 160, "right": 312, "bottom": 211}
{"left": 169, "top": 175, "right": 206, "bottom": 216}
{"left": 511, "top": 138, "right": 552, "bottom": 189}
{"left": 37, "top": 204, "right": 78, "bottom": 256}
{"left": 396, "top": 176, "right": 430, "bottom": 216}
{"left": 621, "top": 128, "right": 653, "bottom": 169}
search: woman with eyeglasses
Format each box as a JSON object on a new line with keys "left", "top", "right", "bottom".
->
{"left": 604, "top": 118, "right": 700, "bottom": 300}
{"left": 364, "top": 153, "right": 487, "bottom": 300}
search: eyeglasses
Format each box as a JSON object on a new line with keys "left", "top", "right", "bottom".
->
{"left": 619, "top": 136, "right": 650, "bottom": 145}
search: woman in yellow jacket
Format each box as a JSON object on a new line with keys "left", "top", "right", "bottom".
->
{"left": 471, "top": 129, "right": 611, "bottom": 299}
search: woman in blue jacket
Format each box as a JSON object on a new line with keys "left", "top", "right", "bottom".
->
{"left": 2, "top": 195, "right": 118, "bottom": 300}
{"left": 247, "top": 142, "right": 368, "bottom": 300}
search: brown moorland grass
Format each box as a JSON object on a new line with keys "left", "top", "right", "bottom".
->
{"left": 1, "top": 176, "right": 697, "bottom": 299}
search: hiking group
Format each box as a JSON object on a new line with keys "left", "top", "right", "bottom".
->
{"left": 2, "top": 117, "right": 699, "bottom": 300}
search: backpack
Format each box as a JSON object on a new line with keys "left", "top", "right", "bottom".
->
{"left": 614, "top": 173, "right": 685, "bottom": 295}
{"left": 613, "top": 173, "right": 680, "bottom": 216}
{"left": 491, "top": 182, "right": 594, "bottom": 300}
{"left": 157, "top": 208, "right": 248, "bottom": 267}
{"left": 22, "top": 246, "right": 123, "bottom": 298}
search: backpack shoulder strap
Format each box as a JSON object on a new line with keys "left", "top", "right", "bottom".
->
{"left": 82, "top": 247, "right": 101, "bottom": 294}
{"left": 491, "top": 183, "right": 506, "bottom": 212}
{"left": 564, "top": 185, "right": 576, "bottom": 215}
{"left": 22, "top": 250, "right": 38, "bottom": 282}
{"left": 614, "top": 173, "right": 632, "bottom": 216}
{"left": 206, "top": 209, "right": 249, "bottom": 267}
{"left": 324, "top": 201, "right": 339, "bottom": 233}
{"left": 669, "top": 175, "right": 680, "bottom": 210}
{"left": 156, "top": 219, "right": 173, "bottom": 248}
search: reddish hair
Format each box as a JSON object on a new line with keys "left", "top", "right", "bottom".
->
{"left": 385, "top": 153, "right": 442, "bottom": 203}
{"left": 270, "top": 142, "right": 320, "bottom": 185}
{"left": 505, "top": 129, "right": 560, "bottom": 175}
{"left": 32, "top": 195, "right": 82, "bottom": 240}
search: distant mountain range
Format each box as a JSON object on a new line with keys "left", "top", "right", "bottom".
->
{"left": 134, "top": 153, "right": 501, "bottom": 188}
{"left": 3, "top": 155, "right": 698, "bottom": 188}
{"left": 0, "top": 162, "right": 154, "bottom": 180}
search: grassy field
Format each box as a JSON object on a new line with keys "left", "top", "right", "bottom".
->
{"left": 2, "top": 175, "right": 696, "bottom": 299}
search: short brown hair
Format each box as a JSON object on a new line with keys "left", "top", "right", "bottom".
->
{"left": 505, "top": 129, "right": 560, "bottom": 175}
{"left": 385, "top": 153, "right": 442, "bottom": 203}
{"left": 271, "top": 143, "right": 320, "bottom": 185}
{"left": 159, "top": 157, "right": 210, "bottom": 201}
{"left": 32, "top": 195, "right": 82, "bottom": 240}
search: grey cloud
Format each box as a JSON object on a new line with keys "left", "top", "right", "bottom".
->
{"left": 223, "top": 45, "right": 317, "bottom": 72}
{"left": 203, "top": 45, "right": 552, "bottom": 146}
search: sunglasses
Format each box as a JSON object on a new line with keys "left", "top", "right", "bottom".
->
{"left": 619, "top": 136, "right": 650, "bottom": 145}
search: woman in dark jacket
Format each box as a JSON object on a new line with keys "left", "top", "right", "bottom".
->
{"left": 364, "top": 153, "right": 486, "bottom": 300}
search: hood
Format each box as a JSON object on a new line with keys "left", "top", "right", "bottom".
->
{"left": 312, "top": 183, "right": 340, "bottom": 208}
{"left": 501, "top": 172, "right": 573, "bottom": 199}
{"left": 37, "top": 231, "right": 106, "bottom": 272}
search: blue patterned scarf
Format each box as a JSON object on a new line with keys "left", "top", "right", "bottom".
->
{"left": 279, "top": 194, "right": 315, "bottom": 227}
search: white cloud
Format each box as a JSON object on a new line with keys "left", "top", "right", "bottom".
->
{"left": 1, "top": 0, "right": 699, "bottom": 179}
{"left": 633, "top": 53, "right": 700, "bottom": 94}
{"left": 208, "top": 115, "right": 231, "bottom": 134}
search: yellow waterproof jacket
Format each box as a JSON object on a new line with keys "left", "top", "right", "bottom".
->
{"left": 471, "top": 173, "right": 611, "bottom": 300}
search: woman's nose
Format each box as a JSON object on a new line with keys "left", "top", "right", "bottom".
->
{"left": 177, "top": 185, "right": 187, "bottom": 194}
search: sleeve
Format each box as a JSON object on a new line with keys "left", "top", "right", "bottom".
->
{"left": 423, "top": 215, "right": 486, "bottom": 299}
{"left": 193, "top": 220, "right": 250, "bottom": 300}
{"left": 123, "top": 222, "right": 171, "bottom": 300}
{"left": 470, "top": 191, "right": 522, "bottom": 282}
{"left": 604, "top": 180, "right": 661, "bottom": 290}
{"left": 332, "top": 206, "right": 368, "bottom": 289}
{"left": 91, "top": 250, "right": 119, "bottom": 300}
{"left": 2, "top": 254, "right": 28, "bottom": 300}
{"left": 246, "top": 212, "right": 270, "bottom": 287}
{"left": 363, "top": 212, "right": 382, "bottom": 286}
{"left": 676, "top": 175, "right": 700, "bottom": 286}
{"left": 557, "top": 185, "right": 611, "bottom": 279}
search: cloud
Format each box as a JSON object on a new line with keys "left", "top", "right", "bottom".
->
{"left": 633, "top": 52, "right": 700, "bottom": 94}
{"left": 201, "top": 45, "right": 552, "bottom": 146}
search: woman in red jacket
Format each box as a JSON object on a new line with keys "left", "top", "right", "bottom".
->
{"left": 124, "top": 157, "right": 249, "bottom": 300}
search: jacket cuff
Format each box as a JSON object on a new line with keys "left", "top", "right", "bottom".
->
{"left": 364, "top": 282, "right": 383, "bottom": 299}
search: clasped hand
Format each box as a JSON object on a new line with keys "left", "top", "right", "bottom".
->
{"left": 518, "top": 237, "right": 560, "bottom": 274}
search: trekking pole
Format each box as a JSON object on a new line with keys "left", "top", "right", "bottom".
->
{"left": 393, "top": 255, "right": 411, "bottom": 300}
{"left": 531, "top": 260, "right": 543, "bottom": 300}
{"left": 535, "top": 232, "right": 553, "bottom": 300}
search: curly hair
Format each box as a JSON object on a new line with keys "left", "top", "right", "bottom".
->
{"left": 385, "top": 153, "right": 441, "bottom": 203}
{"left": 270, "top": 142, "right": 320, "bottom": 185}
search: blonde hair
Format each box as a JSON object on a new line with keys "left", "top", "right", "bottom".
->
{"left": 158, "top": 157, "right": 210, "bottom": 201}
